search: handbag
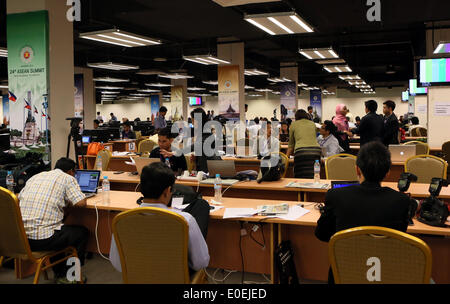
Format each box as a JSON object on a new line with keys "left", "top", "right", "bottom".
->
{"left": 257, "top": 154, "right": 285, "bottom": 183}
{"left": 275, "top": 241, "right": 299, "bottom": 284}
{"left": 87, "top": 142, "right": 104, "bottom": 156}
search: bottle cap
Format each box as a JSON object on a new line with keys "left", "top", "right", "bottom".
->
{"left": 7, "top": 171, "right": 11, "bottom": 175}
{"left": 216, "top": 174, "right": 220, "bottom": 178}
{"left": 104, "top": 176, "right": 108, "bottom": 179}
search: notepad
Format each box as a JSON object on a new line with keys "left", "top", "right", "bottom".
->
{"left": 223, "top": 208, "right": 260, "bottom": 219}
{"left": 285, "top": 182, "right": 330, "bottom": 189}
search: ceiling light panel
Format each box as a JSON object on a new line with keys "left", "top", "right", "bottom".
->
{"left": 145, "top": 83, "right": 173, "bottom": 87}
{"left": 299, "top": 48, "right": 339, "bottom": 60}
{"left": 158, "top": 73, "right": 194, "bottom": 79}
{"left": 244, "top": 69, "right": 269, "bottom": 76}
{"left": 203, "top": 80, "right": 218, "bottom": 85}
{"left": 324, "top": 65, "right": 352, "bottom": 73}
{"left": 187, "top": 87, "right": 206, "bottom": 91}
{"left": 95, "top": 86, "right": 124, "bottom": 90}
{"left": 339, "top": 75, "right": 361, "bottom": 80}
{"left": 244, "top": 12, "right": 314, "bottom": 35}
{"left": 88, "top": 62, "right": 139, "bottom": 70}
{"left": 267, "top": 77, "right": 292, "bottom": 83}
{"left": 80, "top": 29, "right": 161, "bottom": 47}
{"left": 94, "top": 77, "right": 129, "bottom": 83}
{"left": 183, "top": 55, "right": 230, "bottom": 65}
{"left": 0, "top": 48, "right": 8, "bottom": 57}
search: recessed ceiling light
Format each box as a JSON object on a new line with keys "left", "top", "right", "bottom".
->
{"left": 183, "top": 55, "right": 230, "bottom": 65}
{"left": 244, "top": 85, "right": 255, "bottom": 89}
{"left": 244, "top": 69, "right": 269, "bottom": 76}
{"left": 255, "top": 88, "right": 273, "bottom": 92}
{"left": 94, "top": 77, "right": 130, "bottom": 83}
{"left": 339, "top": 75, "right": 361, "bottom": 80}
{"left": 268, "top": 77, "right": 292, "bottom": 83}
{"left": 136, "top": 69, "right": 164, "bottom": 75}
{"left": 80, "top": 29, "right": 161, "bottom": 47}
{"left": 245, "top": 12, "right": 314, "bottom": 35}
{"left": 137, "top": 89, "right": 161, "bottom": 93}
{"left": 145, "top": 83, "right": 173, "bottom": 87}
{"left": 88, "top": 62, "right": 139, "bottom": 71}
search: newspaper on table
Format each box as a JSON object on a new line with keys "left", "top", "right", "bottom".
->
{"left": 257, "top": 203, "right": 289, "bottom": 215}
{"left": 285, "top": 182, "right": 330, "bottom": 189}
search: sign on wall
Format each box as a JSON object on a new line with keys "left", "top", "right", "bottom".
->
{"left": 74, "top": 74, "right": 84, "bottom": 118}
{"left": 171, "top": 86, "right": 183, "bottom": 121}
{"left": 218, "top": 65, "right": 240, "bottom": 121}
{"left": 150, "top": 95, "right": 160, "bottom": 121}
{"left": 7, "top": 11, "right": 50, "bottom": 158}
{"left": 310, "top": 90, "right": 322, "bottom": 122}
{"left": 280, "top": 82, "right": 296, "bottom": 120}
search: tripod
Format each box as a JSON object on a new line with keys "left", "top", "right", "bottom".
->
{"left": 66, "top": 118, "right": 85, "bottom": 169}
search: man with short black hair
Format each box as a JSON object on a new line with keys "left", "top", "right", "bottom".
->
{"left": 121, "top": 122, "right": 136, "bottom": 139}
{"left": 359, "top": 100, "right": 383, "bottom": 146}
{"left": 307, "top": 106, "right": 314, "bottom": 120}
{"left": 150, "top": 127, "right": 187, "bottom": 174}
{"left": 18, "top": 157, "right": 88, "bottom": 283}
{"left": 109, "top": 162, "right": 210, "bottom": 273}
{"left": 382, "top": 100, "right": 399, "bottom": 146}
{"left": 93, "top": 119, "right": 100, "bottom": 130}
{"left": 109, "top": 113, "right": 118, "bottom": 122}
{"left": 154, "top": 106, "right": 168, "bottom": 131}
{"left": 315, "top": 142, "right": 410, "bottom": 283}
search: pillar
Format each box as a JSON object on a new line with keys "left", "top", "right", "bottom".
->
{"left": 75, "top": 67, "right": 95, "bottom": 129}
{"left": 171, "top": 79, "right": 188, "bottom": 121}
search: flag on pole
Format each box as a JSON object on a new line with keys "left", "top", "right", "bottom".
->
{"left": 34, "top": 106, "right": 38, "bottom": 114}
{"left": 42, "top": 111, "right": 46, "bottom": 117}
{"left": 24, "top": 99, "right": 31, "bottom": 110}
{"left": 8, "top": 91, "right": 17, "bottom": 102}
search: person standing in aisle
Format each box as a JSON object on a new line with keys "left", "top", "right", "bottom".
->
{"left": 332, "top": 104, "right": 352, "bottom": 152}
{"left": 382, "top": 100, "right": 400, "bottom": 146}
{"left": 359, "top": 100, "right": 384, "bottom": 146}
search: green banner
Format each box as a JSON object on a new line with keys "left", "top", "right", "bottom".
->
{"left": 7, "top": 11, "right": 50, "bottom": 160}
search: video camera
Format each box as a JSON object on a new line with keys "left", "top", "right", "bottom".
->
{"left": 417, "top": 178, "right": 449, "bottom": 227}
{"left": 397, "top": 173, "right": 419, "bottom": 225}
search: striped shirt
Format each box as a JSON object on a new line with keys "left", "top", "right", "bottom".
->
{"left": 18, "top": 169, "right": 85, "bottom": 240}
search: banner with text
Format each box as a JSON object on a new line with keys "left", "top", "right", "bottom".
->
{"left": 280, "top": 82, "right": 296, "bottom": 121}
{"left": 171, "top": 86, "right": 183, "bottom": 121}
{"left": 74, "top": 74, "right": 84, "bottom": 118}
{"left": 310, "top": 90, "right": 322, "bottom": 122}
{"left": 7, "top": 11, "right": 50, "bottom": 158}
{"left": 150, "top": 95, "right": 160, "bottom": 121}
{"left": 218, "top": 65, "right": 240, "bottom": 121}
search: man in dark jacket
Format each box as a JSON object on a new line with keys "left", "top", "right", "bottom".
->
{"left": 359, "top": 100, "right": 384, "bottom": 146}
{"left": 315, "top": 141, "right": 410, "bottom": 283}
{"left": 382, "top": 100, "right": 399, "bottom": 146}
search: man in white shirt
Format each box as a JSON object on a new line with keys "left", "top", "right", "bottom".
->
{"left": 109, "top": 162, "right": 210, "bottom": 273}
{"left": 258, "top": 121, "right": 280, "bottom": 157}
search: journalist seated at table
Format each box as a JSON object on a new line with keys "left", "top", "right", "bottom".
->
{"left": 150, "top": 127, "right": 187, "bottom": 174}
{"left": 315, "top": 141, "right": 411, "bottom": 284}
{"left": 109, "top": 162, "right": 210, "bottom": 273}
{"left": 121, "top": 121, "right": 136, "bottom": 139}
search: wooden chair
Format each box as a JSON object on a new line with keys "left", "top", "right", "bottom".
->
{"left": 403, "top": 141, "right": 429, "bottom": 155}
{"left": 329, "top": 226, "right": 432, "bottom": 284}
{"left": 94, "top": 149, "right": 112, "bottom": 171}
{"left": 112, "top": 207, "right": 206, "bottom": 284}
{"left": 442, "top": 141, "right": 450, "bottom": 164}
{"left": 325, "top": 154, "right": 358, "bottom": 180}
{"left": 138, "top": 139, "right": 157, "bottom": 154}
{"left": 411, "top": 127, "right": 427, "bottom": 137}
{"left": 0, "top": 187, "right": 80, "bottom": 284}
{"left": 405, "top": 155, "right": 448, "bottom": 184}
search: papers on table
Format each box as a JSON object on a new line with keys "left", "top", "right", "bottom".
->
{"left": 285, "top": 182, "right": 330, "bottom": 189}
{"left": 222, "top": 205, "right": 310, "bottom": 221}
{"left": 223, "top": 208, "right": 261, "bottom": 219}
{"left": 171, "top": 197, "right": 185, "bottom": 210}
{"left": 112, "top": 151, "right": 132, "bottom": 156}
{"left": 273, "top": 205, "right": 310, "bottom": 221}
{"left": 210, "top": 205, "right": 224, "bottom": 213}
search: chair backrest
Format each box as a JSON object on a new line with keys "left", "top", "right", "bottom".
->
{"left": 0, "top": 187, "right": 34, "bottom": 260}
{"left": 405, "top": 155, "right": 448, "bottom": 183}
{"left": 329, "top": 226, "right": 432, "bottom": 284}
{"left": 410, "top": 127, "right": 420, "bottom": 137}
{"left": 403, "top": 141, "right": 429, "bottom": 155}
{"left": 135, "top": 131, "right": 142, "bottom": 139}
{"left": 325, "top": 154, "right": 358, "bottom": 180}
{"left": 185, "top": 154, "right": 195, "bottom": 173}
{"left": 138, "top": 139, "right": 157, "bottom": 154}
{"left": 95, "top": 149, "right": 112, "bottom": 171}
{"left": 442, "top": 141, "right": 450, "bottom": 164}
{"left": 417, "top": 127, "right": 427, "bottom": 137}
{"left": 277, "top": 152, "right": 289, "bottom": 178}
{"left": 112, "top": 207, "right": 190, "bottom": 284}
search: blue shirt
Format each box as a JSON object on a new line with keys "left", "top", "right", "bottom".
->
{"left": 154, "top": 116, "right": 167, "bottom": 130}
{"left": 109, "top": 203, "right": 210, "bottom": 272}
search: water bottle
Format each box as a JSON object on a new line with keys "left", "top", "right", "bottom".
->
{"left": 102, "top": 176, "right": 110, "bottom": 205}
{"left": 97, "top": 155, "right": 102, "bottom": 171}
{"left": 6, "top": 171, "right": 14, "bottom": 192}
{"left": 165, "top": 157, "right": 171, "bottom": 169}
{"left": 214, "top": 174, "right": 222, "bottom": 203}
{"left": 120, "top": 132, "right": 123, "bottom": 140}
{"left": 314, "top": 160, "right": 321, "bottom": 184}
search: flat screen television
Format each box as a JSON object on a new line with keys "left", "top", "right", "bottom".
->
{"left": 402, "top": 91, "right": 409, "bottom": 102}
{"left": 409, "top": 79, "right": 428, "bottom": 96}
{"left": 420, "top": 58, "right": 450, "bottom": 86}
{"left": 189, "top": 96, "right": 203, "bottom": 106}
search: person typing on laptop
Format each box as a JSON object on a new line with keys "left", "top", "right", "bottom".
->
{"left": 315, "top": 142, "right": 410, "bottom": 284}
{"left": 150, "top": 127, "right": 187, "bottom": 174}
{"left": 18, "top": 157, "right": 88, "bottom": 283}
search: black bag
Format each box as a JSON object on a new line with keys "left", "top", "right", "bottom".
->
{"left": 417, "top": 196, "right": 449, "bottom": 227}
{"left": 275, "top": 240, "right": 299, "bottom": 284}
{"left": 257, "top": 154, "right": 285, "bottom": 183}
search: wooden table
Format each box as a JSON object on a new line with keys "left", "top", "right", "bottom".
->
{"left": 349, "top": 144, "right": 442, "bottom": 156}
{"left": 109, "top": 140, "right": 137, "bottom": 152}
{"left": 65, "top": 191, "right": 450, "bottom": 283}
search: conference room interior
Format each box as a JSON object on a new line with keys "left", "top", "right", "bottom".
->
{"left": 0, "top": 0, "right": 450, "bottom": 286}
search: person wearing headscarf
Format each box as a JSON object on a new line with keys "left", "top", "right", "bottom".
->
{"left": 332, "top": 104, "right": 351, "bottom": 152}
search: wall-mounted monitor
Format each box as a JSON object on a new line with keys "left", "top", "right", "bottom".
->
{"left": 402, "top": 91, "right": 409, "bottom": 102}
{"left": 189, "top": 96, "right": 203, "bottom": 106}
{"left": 409, "top": 79, "right": 428, "bottom": 96}
{"left": 420, "top": 58, "right": 450, "bottom": 86}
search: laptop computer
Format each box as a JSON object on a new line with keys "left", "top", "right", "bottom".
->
{"left": 75, "top": 170, "right": 101, "bottom": 198}
{"left": 207, "top": 160, "right": 237, "bottom": 179}
{"left": 389, "top": 145, "right": 416, "bottom": 162}
{"left": 134, "top": 157, "right": 160, "bottom": 175}
{"left": 331, "top": 181, "right": 359, "bottom": 189}
{"left": 82, "top": 136, "right": 91, "bottom": 144}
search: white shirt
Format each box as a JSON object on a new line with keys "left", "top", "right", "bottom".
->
{"left": 317, "top": 134, "right": 344, "bottom": 158}
{"left": 109, "top": 203, "right": 210, "bottom": 272}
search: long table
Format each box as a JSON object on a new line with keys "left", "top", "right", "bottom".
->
{"left": 65, "top": 191, "right": 450, "bottom": 283}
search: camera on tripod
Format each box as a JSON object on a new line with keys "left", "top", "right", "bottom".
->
{"left": 66, "top": 117, "right": 83, "bottom": 168}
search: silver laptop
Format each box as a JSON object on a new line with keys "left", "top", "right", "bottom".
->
{"left": 389, "top": 145, "right": 416, "bottom": 162}
{"left": 207, "top": 160, "right": 237, "bottom": 179}
{"left": 134, "top": 157, "right": 160, "bottom": 175}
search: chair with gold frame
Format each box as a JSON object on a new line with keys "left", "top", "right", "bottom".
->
{"left": 402, "top": 141, "right": 430, "bottom": 155}
{"left": 405, "top": 155, "right": 448, "bottom": 184}
{"left": 0, "top": 187, "right": 81, "bottom": 284}
{"left": 325, "top": 153, "right": 358, "bottom": 180}
{"left": 112, "top": 207, "right": 206, "bottom": 284}
{"left": 138, "top": 139, "right": 157, "bottom": 155}
{"left": 329, "top": 226, "right": 432, "bottom": 284}
{"left": 94, "top": 149, "right": 112, "bottom": 171}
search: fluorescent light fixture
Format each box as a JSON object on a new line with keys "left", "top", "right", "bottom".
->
{"left": 0, "top": 84, "right": 8, "bottom": 89}
{"left": 348, "top": 80, "right": 366, "bottom": 85}
{"left": 145, "top": 83, "right": 173, "bottom": 87}
{"left": 80, "top": 29, "right": 161, "bottom": 47}
{"left": 158, "top": 73, "right": 194, "bottom": 79}
{"left": 95, "top": 86, "right": 124, "bottom": 90}
{"left": 94, "top": 77, "right": 129, "bottom": 83}
{"left": 244, "top": 12, "right": 314, "bottom": 35}
{"left": 316, "top": 59, "right": 346, "bottom": 65}
{"left": 199, "top": 93, "right": 212, "bottom": 97}
{"left": 267, "top": 77, "right": 292, "bottom": 83}
{"left": 244, "top": 85, "right": 255, "bottom": 89}
{"left": 433, "top": 41, "right": 450, "bottom": 54}
{"left": 187, "top": 87, "right": 206, "bottom": 91}
{"left": 244, "top": 69, "right": 269, "bottom": 76}
{"left": 324, "top": 65, "right": 352, "bottom": 73}
{"left": 339, "top": 75, "right": 361, "bottom": 80}
{"left": 356, "top": 85, "right": 371, "bottom": 89}
{"left": 163, "top": 94, "right": 171, "bottom": 98}
{"left": 298, "top": 83, "right": 308, "bottom": 87}
{"left": 136, "top": 69, "right": 164, "bottom": 75}
{"left": 248, "top": 94, "right": 263, "bottom": 97}
{"left": 203, "top": 80, "right": 218, "bottom": 85}
{"left": 209, "top": 90, "right": 219, "bottom": 94}
{"left": 255, "top": 88, "right": 273, "bottom": 92}
{"left": 138, "top": 89, "right": 161, "bottom": 93}
{"left": 130, "top": 93, "right": 150, "bottom": 97}
{"left": 183, "top": 55, "right": 230, "bottom": 65}
{"left": 271, "top": 91, "right": 281, "bottom": 95}
{"left": 364, "top": 91, "right": 376, "bottom": 94}
{"left": 0, "top": 48, "right": 7, "bottom": 57}
{"left": 88, "top": 62, "right": 139, "bottom": 70}
{"left": 101, "top": 91, "right": 120, "bottom": 94}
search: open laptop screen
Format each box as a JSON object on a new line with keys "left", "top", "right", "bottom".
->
{"left": 75, "top": 170, "right": 100, "bottom": 193}
{"left": 331, "top": 181, "right": 359, "bottom": 189}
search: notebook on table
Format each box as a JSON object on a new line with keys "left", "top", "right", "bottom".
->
{"left": 75, "top": 170, "right": 101, "bottom": 199}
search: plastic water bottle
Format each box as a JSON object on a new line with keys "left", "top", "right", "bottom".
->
{"left": 120, "top": 132, "right": 123, "bottom": 140}
{"left": 102, "top": 176, "right": 110, "bottom": 205}
{"left": 165, "top": 157, "right": 171, "bottom": 169}
{"left": 214, "top": 174, "right": 222, "bottom": 203}
{"left": 314, "top": 160, "right": 321, "bottom": 184}
{"left": 6, "top": 171, "right": 14, "bottom": 192}
{"left": 97, "top": 155, "right": 102, "bottom": 171}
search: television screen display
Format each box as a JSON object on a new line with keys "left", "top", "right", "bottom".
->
{"left": 189, "top": 96, "right": 202, "bottom": 106}
{"left": 409, "top": 79, "right": 428, "bottom": 96}
{"left": 420, "top": 58, "right": 450, "bottom": 85}
{"left": 402, "top": 91, "right": 409, "bottom": 102}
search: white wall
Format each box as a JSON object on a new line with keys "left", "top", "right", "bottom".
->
{"left": 97, "top": 98, "right": 151, "bottom": 122}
